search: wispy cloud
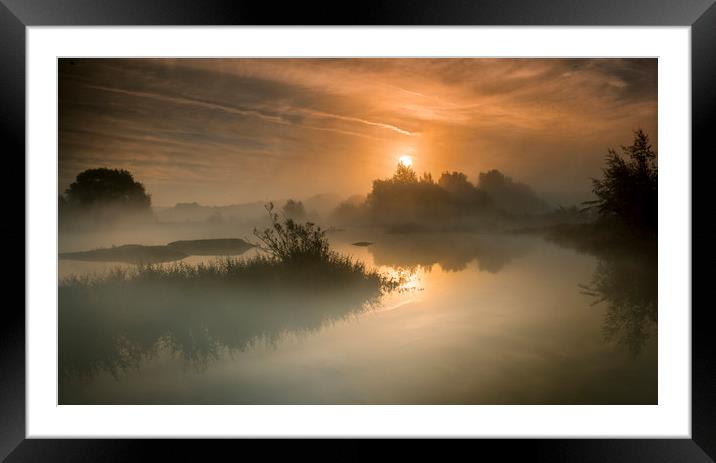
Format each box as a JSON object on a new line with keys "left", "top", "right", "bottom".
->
{"left": 59, "top": 58, "right": 657, "bottom": 206}
{"left": 82, "top": 83, "right": 415, "bottom": 137}
{"left": 296, "top": 109, "right": 415, "bottom": 136}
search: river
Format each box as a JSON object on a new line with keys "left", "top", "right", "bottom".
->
{"left": 58, "top": 230, "right": 657, "bottom": 404}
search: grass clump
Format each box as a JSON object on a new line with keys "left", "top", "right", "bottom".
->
{"left": 58, "top": 205, "right": 401, "bottom": 380}
{"left": 60, "top": 203, "right": 398, "bottom": 293}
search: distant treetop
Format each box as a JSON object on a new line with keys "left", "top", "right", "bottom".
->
{"left": 64, "top": 168, "right": 151, "bottom": 210}
{"left": 282, "top": 199, "right": 307, "bottom": 221}
{"left": 477, "top": 169, "right": 549, "bottom": 215}
{"left": 391, "top": 163, "right": 419, "bottom": 184}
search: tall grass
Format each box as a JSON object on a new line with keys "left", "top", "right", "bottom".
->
{"left": 61, "top": 203, "right": 399, "bottom": 293}
{"left": 59, "top": 208, "right": 400, "bottom": 380}
{"left": 253, "top": 202, "right": 330, "bottom": 264}
{"left": 61, "top": 253, "right": 397, "bottom": 293}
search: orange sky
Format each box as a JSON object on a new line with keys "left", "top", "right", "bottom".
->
{"left": 59, "top": 58, "right": 657, "bottom": 207}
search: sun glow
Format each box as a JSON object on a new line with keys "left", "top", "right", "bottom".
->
{"left": 398, "top": 155, "right": 413, "bottom": 167}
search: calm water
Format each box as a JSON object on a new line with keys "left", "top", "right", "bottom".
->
{"left": 58, "top": 231, "right": 657, "bottom": 404}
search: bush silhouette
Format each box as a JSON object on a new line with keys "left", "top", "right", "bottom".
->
{"left": 64, "top": 168, "right": 151, "bottom": 209}
{"left": 584, "top": 129, "right": 657, "bottom": 233}
{"left": 438, "top": 171, "right": 492, "bottom": 207}
{"left": 333, "top": 163, "right": 557, "bottom": 230}
{"left": 59, "top": 168, "right": 152, "bottom": 226}
{"left": 253, "top": 203, "right": 329, "bottom": 264}
{"left": 366, "top": 163, "right": 456, "bottom": 227}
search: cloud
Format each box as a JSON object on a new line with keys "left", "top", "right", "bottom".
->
{"left": 59, "top": 58, "right": 657, "bottom": 206}
{"left": 80, "top": 80, "right": 414, "bottom": 137}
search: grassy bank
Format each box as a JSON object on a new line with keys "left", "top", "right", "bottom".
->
{"left": 61, "top": 251, "right": 396, "bottom": 293}
{"left": 59, "top": 209, "right": 400, "bottom": 379}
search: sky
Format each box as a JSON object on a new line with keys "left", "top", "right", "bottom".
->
{"left": 58, "top": 58, "right": 657, "bottom": 207}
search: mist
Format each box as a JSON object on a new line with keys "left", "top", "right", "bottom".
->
{"left": 57, "top": 58, "right": 658, "bottom": 406}
{"left": 59, "top": 58, "right": 656, "bottom": 207}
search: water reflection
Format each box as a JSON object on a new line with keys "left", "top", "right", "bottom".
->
{"left": 579, "top": 250, "right": 657, "bottom": 355}
{"left": 366, "top": 232, "right": 532, "bottom": 273}
{"left": 58, "top": 235, "right": 657, "bottom": 405}
{"left": 59, "top": 276, "right": 388, "bottom": 380}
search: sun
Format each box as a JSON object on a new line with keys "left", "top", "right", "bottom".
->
{"left": 398, "top": 155, "right": 413, "bottom": 167}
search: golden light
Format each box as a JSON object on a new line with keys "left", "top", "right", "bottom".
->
{"left": 398, "top": 155, "right": 413, "bottom": 167}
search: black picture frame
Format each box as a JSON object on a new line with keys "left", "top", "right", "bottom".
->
{"left": 3, "top": 0, "right": 710, "bottom": 460}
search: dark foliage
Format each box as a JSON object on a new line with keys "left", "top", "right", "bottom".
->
{"left": 60, "top": 168, "right": 153, "bottom": 226}
{"left": 477, "top": 169, "right": 550, "bottom": 215}
{"left": 366, "top": 164, "right": 456, "bottom": 227}
{"left": 362, "top": 163, "right": 498, "bottom": 229}
{"left": 282, "top": 199, "right": 307, "bottom": 221}
{"left": 332, "top": 163, "right": 554, "bottom": 230}
{"left": 64, "top": 168, "right": 151, "bottom": 209}
{"left": 585, "top": 129, "right": 657, "bottom": 233}
{"left": 253, "top": 203, "right": 330, "bottom": 264}
{"left": 59, "top": 208, "right": 399, "bottom": 381}
{"left": 438, "top": 171, "right": 493, "bottom": 206}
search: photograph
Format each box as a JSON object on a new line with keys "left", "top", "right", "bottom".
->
{"left": 57, "top": 57, "right": 658, "bottom": 405}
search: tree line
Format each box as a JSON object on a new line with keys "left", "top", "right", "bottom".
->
{"left": 59, "top": 130, "right": 657, "bottom": 236}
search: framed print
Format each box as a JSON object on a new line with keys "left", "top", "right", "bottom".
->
{"left": 4, "top": 0, "right": 711, "bottom": 460}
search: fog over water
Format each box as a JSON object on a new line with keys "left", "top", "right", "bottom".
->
{"left": 59, "top": 227, "right": 656, "bottom": 405}
{"left": 58, "top": 58, "right": 658, "bottom": 405}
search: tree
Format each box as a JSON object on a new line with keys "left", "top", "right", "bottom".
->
{"left": 477, "top": 169, "right": 548, "bottom": 215}
{"left": 366, "top": 164, "right": 459, "bottom": 227}
{"left": 392, "top": 163, "right": 418, "bottom": 184}
{"left": 438, "top": 171, "right": 492, "bottom": 208}
{"left": 282, "top": 199, "right": 307, "bottom": 221}
{"left": 64, "top": 168, "right": 151, "bottom": 210}
{"left": 420, "top": 172, "right": 434, "bottom": 184}
{"left": 585, "top": 129, "right": 657, "bottom": 232}
{"left": 438, "top": 171, "right": 473, "bottom": 197}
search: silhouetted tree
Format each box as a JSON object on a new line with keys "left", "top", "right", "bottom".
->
{"left": 64, "top": 168, "right": 151, "bottom": 210}
{"left": 392, "top": 163, "right": 419, "bottom": 184}
{"left": 477, "top": 169, "right": 548, "bottom": 215}
{"left": 282, "top": 199, "right": 307, "bottom": 221}
{"left": 59, "top": 168, "right": 152, "bottom": 226}
{"left": 439, "top": 171, "right": 492, "bottom": 207}
{"left": 337, "top": 164, "right": 551, "bottom": 229}
{"left": 420, "top": 172, "right": 434, "bottom": 184}
{"left": 584, "top": 129, "right": 657, "bottom": 232}
{"left": 342, "top": 164, "right": 502, "bottom": 229}
{"left": 438, "top": 171, "right": 471, "bottom": 196}
{"left": 366, "top": 164, "right": 455, "bottom": 226}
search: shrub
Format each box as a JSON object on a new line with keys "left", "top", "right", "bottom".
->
{"left": 584, "top": 129, "right": 657, "bottom": 233}
{"left": 253, "top": 202, "right": 330, "bottom": 264}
